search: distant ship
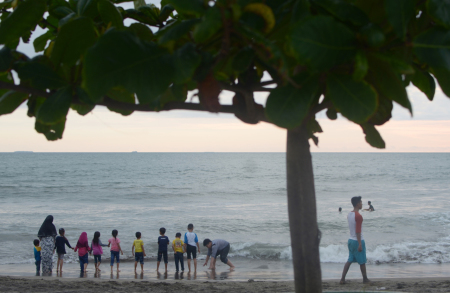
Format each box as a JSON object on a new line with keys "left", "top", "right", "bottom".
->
{"left": 131, "top": 151, "right": 138, "bottom": 153}
{"left": 14, "top": 151, "right": 33, "bottom": 153}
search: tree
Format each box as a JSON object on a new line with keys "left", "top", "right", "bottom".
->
{"left": 0, "top": 0, "right": 449, "bottom": 291}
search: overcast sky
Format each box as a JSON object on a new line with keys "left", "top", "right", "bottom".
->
{"left": 1, "top": 1, "right": 449, "bottom": 152}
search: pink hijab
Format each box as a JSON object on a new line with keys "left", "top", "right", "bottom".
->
{"left": 76, "top": 232, "right": 89, "bottom": 248}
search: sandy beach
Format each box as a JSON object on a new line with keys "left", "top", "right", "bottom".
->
{"left": 2, "top": 275, "right": 450, "bottom": 292}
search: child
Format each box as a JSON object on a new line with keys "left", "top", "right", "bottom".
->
{"left": 53, "top": 228, "right": 73, "bottom": 273}
{"left": 108, "top": 229, "right": 123, "bottom": 273}
{"left": 184, "top": 223, "right": 200, "bottom": 272}
{"left": 156, "top": 227, "right": 169, "bottom": 272}
{"left": 33, "top": 239, "right": 41, "bottom": 274}
{"left": 172, "top": 232, "right": 185, "bottom": 272}
{"left": 90, "top": 231, "right": 108, "bottom": 272}
{"left": 132, "top": 231, "right": 146, "bottom": 273}
{"left": 74, "top": 232, "right": 91, "bottom": 272}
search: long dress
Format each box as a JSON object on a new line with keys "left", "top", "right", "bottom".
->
{"left": 40, "top": 236, "right": 55, "bottom": 274}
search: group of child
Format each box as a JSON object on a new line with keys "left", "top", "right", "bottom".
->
{"left": 34, "top": 224, "right": 201, "bottom": 274}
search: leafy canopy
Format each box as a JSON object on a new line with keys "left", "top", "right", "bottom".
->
{"left": 0, "top": 0, "right": 448, "bottom": 148}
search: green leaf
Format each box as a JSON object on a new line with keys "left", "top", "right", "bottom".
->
{"left": 0, "top": 91, "right": 28, "bottom": 115}
{"left": 49, "top": 0, "right": 74, "bottom": 19}
{"left": 33, "top": 31, "right": 53, "bottom": 53}
{"left": 106, "top": 86, "right": 135, "bottom": 116}
{"left": 326, "top": 108, "right": 337, "bottom": 120}
{"left": 193, "top": 6, "right": 222, "bottom": 43}
{"left": 353, "top": 51, "right": 368, "bottom": 81}
{"left": 71, "top": 103, "right": 95, "bottom": 115}
{"left": 158, "top": 84, "right": 187, "bottom": 106}
{"left": 27, "top": 95, "right": 46, "bottom": 117}
{"left": 431, "top": 67, "right": 450, "bottom": 98}
{"left": 232, "top": 47, "right": 254, "bottom": 74}
{"left": 173, "top": 43, "right": 201, "bottom": 84}
{"left": 312, "top": 0, "right": 369, "bottom": 26}
{"left": 83, "top": 29, "right": 174, "bottom": 104}
{"left": 15, "top": 57, "right": 68, "bottom": 90}
{"left": 0, "top": 72, "right": 14, "bottom": 98}
{"left": 367, "top": 94, "right": 392, "bottom": 126}
{"left": 35, "top": 120, "right": 66, "bottom": 141}
{"left": 326, "top": 74, "right": 377, "bottom": 124}
{"left": 265, "top": 74, "right": 319, "bottom": 129}
{"left": 138, "top": 5, "right": 160, "bottom": 24}
{"left": 159, "top": 4, "right": 174, "bottom": 22}
{"left": 163, "top": 0, "right": 205, "bottom": 17}
{"left": 0, "top": 0, "right": 47, "bottom": 45}
{"left": 411, "top": 66, "right": 436, "bottom": 101}
{"left": 366, "top": 54, "right": 412, "bottom": 114}
{"left": 0, "top": 46, "right": 13, "bottom": 71}
{"left": 292, "top": 0, "right": 310, "bottom": 23}
{"left": 36, "top": 87, "right": 73, "bottom": 125}
{"left": 50, "top": 17, "right": 97, "bottom": 67}
{"left": 414, "top": 27, "right": 450, "bottom": 71}
{"left": 360, "top": 23, "right": 385, "bottom": 47}
{"left": 58, "top": 12, "right": 77, "bottom": 27}
{"left": 0, "top": 0, "right": 13, "bottom": 9}
{"left": 385, "top": 0, "right": 416, "bottom": 39}
{"left": 427, "top": 0, "right": 450, "bottom": 29}
{"left": 361, "top": 123, "right": 385, "bottom": 149}
{"left": 127, "top": 23, "right": 154, "bottom": 41}
{"left": 124, "top": 9, "right": 158, "bottom": 26}
{"left": 290, "top": 16, "right": 357, "bottom": 71}
{"left": 158, "top": 19, "right": 200, "bottom": 46}
{"left": 71, "top": 87, "right": 95, "bottom": 114}
{"left": 98, "top": 0, "right": 124, "bottom": 29}
{"left": 77, "top": 0, "right": 100, "bottom": 18}
{"left": 133, "top": 0, "right": 146, "bottom": 9}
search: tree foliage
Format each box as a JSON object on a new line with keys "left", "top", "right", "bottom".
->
{"left": 0, "top": 0, "right": 448, "bottom": 146}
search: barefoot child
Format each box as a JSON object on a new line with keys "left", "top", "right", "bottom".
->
{"left": 53, "top": 228, "right": 73, "bottom": 273}
{"left": 132, "top": 232, "right": 146, "bottom": 273}
{"left": 172, "top": 232, "right": 185, "bottom": 272}
{"left": 108, "top": 229, "right": 123, "bottom": 273}
{"left": 74, "top": 232, "right": 91, "bottom": 272}
{"left": 156, "top": 227, "right": 169, "bottom": 272}
{"left": 184, "top": 223, "right": 200, "bottom": 272}
{"left": 33, "top": 239, "right": 41, "bottom": 274}
{"left": 90, "top": 231, "right": 108, "bottom": 272}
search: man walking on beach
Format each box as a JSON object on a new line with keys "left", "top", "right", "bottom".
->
{"left": 340, "top": 196, "right": 370, "bottom": 284}
{"left": 203, "top": 239, "right": 235, "bottom": 270}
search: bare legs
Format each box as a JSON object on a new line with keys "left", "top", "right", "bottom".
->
{"left": 340, "top": 262, "right": 370, "bottom": 284}
{"left": 187, "top": 259, "right": 198, "bottom": 272}
{"left": 226, "top": 260, "right": 235, "bottom": 270}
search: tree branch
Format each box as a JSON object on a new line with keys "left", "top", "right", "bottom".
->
{"left": 0, "top": 81, "right": 51, "bottom": 97}
{"left": 0, "top": 81, "right": 271, "bottom": 123}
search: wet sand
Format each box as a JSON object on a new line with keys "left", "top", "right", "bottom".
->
{"left": 1, "top": 260, "right": 450, "bottom": 292}
{"left": 2, "top": 275, "right": 450, "bottom": 292}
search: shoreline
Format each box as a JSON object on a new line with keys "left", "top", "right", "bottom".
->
{"left": 1, "top": 276, "right": 450, "bottom": 292}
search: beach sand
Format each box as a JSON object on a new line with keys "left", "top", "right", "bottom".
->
{"left": 1, "top": 261, "right": 450, "bottom": 292}
{"left": 1, "top": 276, "right": 450, "bottom": 292}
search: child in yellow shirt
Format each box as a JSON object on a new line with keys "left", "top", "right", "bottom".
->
{"left": 132, "top": 232, "right": 146, "bottom": 273}
{"left": 172, "top": 232, "right": 185, "bottom": 272}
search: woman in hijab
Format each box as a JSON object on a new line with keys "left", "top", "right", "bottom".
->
{"left": 37, "top": 215, "right": 57, "bottom": 274}
{"left": 74, "top": 232, "right": 91, "bottom": 272}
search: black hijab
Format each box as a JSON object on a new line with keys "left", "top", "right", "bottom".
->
{"left": 37, "top": 215, "right": 57, "bottom": 238}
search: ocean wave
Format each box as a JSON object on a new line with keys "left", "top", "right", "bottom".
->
{"left": 221, "top": 240, "right": 450, "bottom": 264}
{"left": 5, "top": 240, "right": 450, "bottom": 266}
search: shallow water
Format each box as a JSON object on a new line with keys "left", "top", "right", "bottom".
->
{"left": 0, "top": 153, "right": 449, "bottom": 268}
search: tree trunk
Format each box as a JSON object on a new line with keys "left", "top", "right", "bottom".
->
{"left": 286, "top": 127, "right": 322, "bottom": 293}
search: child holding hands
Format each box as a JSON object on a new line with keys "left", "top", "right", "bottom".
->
{"left": 74, "top": 232, "right": 91, "bottom": 272}
{"left": 108, "top": 229, "right": 123, "bottom": 273}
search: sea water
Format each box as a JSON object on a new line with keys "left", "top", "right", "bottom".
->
{"left": 0, "top": 153, "right": 449, "bottom": 270}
